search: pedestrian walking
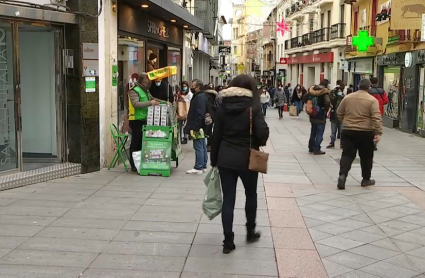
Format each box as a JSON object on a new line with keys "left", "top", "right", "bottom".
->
{"left": 284, "top": 83, "right": 292, "bottom": 105}
{"left": 274, "top": 84, "right": 287, "bottom": 119}
{"left": 260, "top": 87, "right": 270, "bottom": 117}
{"left": 204, "top": 85, "right": 219, "bottom": 152}
{"left": 303, "top": 79, "right": 331, "bottom": 155}
{"left": 369, "top": 77, "right": 389, "bottom": 151}
{"left": 268, "top": 86, "right": 275, "bottom": 107}
{"left": 210, "top": 74, "right": 269, "bottom": 254}
{"left": 127, "top": 73, "right": 162, "bottom": 172}
{"left": 175, "top": 81, "right": 193, "bottom": 144}
{"left": 327, "top": 81, "right": 345, "bottom": 149}
{"left": 336, "top": 78, "right": 383, "bottom": 189}
{"left": 291, "top": 84, "right": 305, "bottom": 118}
{"left": 184, "top": 79, "right": 208, "bottom": 174}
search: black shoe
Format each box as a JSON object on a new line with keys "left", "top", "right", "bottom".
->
{"left": 309, "top": 150, "right": 314, "bottom": 154}
{"left": 326, "top": 143, "right": 335, "bottom": 149}
{"left": 223, "top": 233, "right": 235, "bottom": 254}
{"left": 314, "top": 150, "right": 326, "bottom": 155}
{"left": 181, "top": 138, "right": 188, "bottom": 144}
{"left": 361, "top": 179, "right": 376, "bottom": 187}
{"left": 247, "top": 229, "right": 261, "bottom": 243}
{"left": 340, "top": 145, "right": 343, "bottom": 149}
{"left": 374, "top": 146, "right": 378, "bottom": 151}
{"left": 337, "top": 135, "right": 341, "bottom": 139}
{"left": 337, "top": 175, "right": 346, "bottom": 190}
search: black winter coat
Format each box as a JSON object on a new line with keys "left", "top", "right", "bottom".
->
{"left": 184, "top": 91, "right": 207, "bottom": 134}
{"left": 211, "top": 87, "right": 269, "bottom": 170}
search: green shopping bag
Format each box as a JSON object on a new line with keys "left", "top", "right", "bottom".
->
{"left": 203, "top": 167, "right": 223, "bottom": 220}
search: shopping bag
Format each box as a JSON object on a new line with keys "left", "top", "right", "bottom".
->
{"left": 176, "top": 101, "right": 190, "bottom": 120}
{"left": 289, "top": 105, "right": 297, "bottom": 116}
{"left": 203, "top": 167, "right": 223, "bottom": 220}
{"left": 132, "top": 151, "right": 142, "bottom": 174}
{"left": 283, "top": 104, "right": 288, "bottom": 112}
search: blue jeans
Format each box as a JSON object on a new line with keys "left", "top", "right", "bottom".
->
{"left": 294, "top": 100, "right": 303, "bottom": 115}
{"left": 193, "top": 138, "right": 207, "bottom": 170}
{"left": 330, "top": 122, "right": 342, "bottom": 144}
{"left": 261, "top": 103, "right": 268, "bottom": 116}
{"left": 308, "top": 123, "right": 326, "bottom": 152}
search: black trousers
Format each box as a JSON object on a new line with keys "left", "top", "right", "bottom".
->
{"left": 277, "top": 105, "right": 283, "bottom": 117}
{"left": 129, "top": 120, "right": 146, "bottom": 169}
{"left": 219, "top": 167, "right": 258, "bottom": 235}
{"left": 339, "top": 130, "right": 375, "bottom": 179}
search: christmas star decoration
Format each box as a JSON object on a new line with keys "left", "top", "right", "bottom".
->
{"left": 276, "top": 18, "right": 291, "bottom": 36}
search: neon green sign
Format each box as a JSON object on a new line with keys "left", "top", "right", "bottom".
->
{"left": 352, "top": 30, "right": 374, "bottom": 52}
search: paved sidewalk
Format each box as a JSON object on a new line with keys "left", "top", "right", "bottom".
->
{"left": 1, "top": 111, "right": 425, "bottom": 277}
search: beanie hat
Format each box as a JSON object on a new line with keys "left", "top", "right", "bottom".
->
{"left": 149, "top": 53, "right": 157, "bottom": 61}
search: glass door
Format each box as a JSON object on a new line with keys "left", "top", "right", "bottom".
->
{"left": 0, "top": 22, "right": 19, "bottom": 174}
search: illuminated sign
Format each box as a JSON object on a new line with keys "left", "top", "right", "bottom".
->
{"left": 352, "top": 31, "right": 374, "bottom": 52}
{"left": 147, "top": 20, "right": 169, "bottom": 38}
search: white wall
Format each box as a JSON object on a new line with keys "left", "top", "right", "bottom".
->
{"left": 20, "top": 31, "right": 56, "bottom": 156}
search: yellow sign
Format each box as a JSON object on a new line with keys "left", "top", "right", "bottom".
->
{"left": 238, "top": 64, "right": 245, "bottom": 70}
{"left": 391, "top": 0, "right": 425, "bottom": 30}
{"left": 147, "top": 66, "right": 177, "bottom": 80}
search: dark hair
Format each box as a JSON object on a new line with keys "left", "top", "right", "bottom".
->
{"left": 137, "top": 73, "right": 149, "bottom": 84}
{"left": 320, "top": 79, "right": 330, "bottom": 87}
{"left": 181, "top": 81, "right": 189, "bottom": 88}
{"left": 370, "top": 77, "right": 379, "bottom": 85}
{"left": 192, "top": 79, "right": 203, "bottom": 90}
{"left": 215, "top": 85, "right": 223, "bottom": 92}
{"left": 346, "top": 88, "right": 353, "bottom": 94}
{"left": 202, "top": 85, "right": 210, "bottom": 90}
{"left": 359, "top": 79, "right": 371, "bottom": 90}
{"left": 229, "top": 74, "right": 259, "bottom": 103}
{"left": 336, "top": 80, "right": 343, "bottom": 86}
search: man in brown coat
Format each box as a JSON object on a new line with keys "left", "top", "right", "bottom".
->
{"left": 336, "top": 78, "right": 383, "bottom": 189}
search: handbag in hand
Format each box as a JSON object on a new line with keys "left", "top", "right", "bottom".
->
{"left": 248, "top": 107, "right": 269, "bottom": 174}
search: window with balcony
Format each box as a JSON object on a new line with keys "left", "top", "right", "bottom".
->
{"left": 327, "top": 11, "right": 331, "bottom": 28}
{"left": 340, "top": 4, "right": 345, "bottom": 24}
{"left": 309, "top": 18, "right": 314, "bottom": 32}
{"left": 233, "top": 46, "right": 237, "bottom": 54}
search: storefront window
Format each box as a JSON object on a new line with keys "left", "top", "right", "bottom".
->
{"left": 117, "top": 36, "right": 145, "bottom": 130}
{"left": 418, "top": 66, "right": 425, "bottom": 133}
{"left": 0, "top": 23, "right": 18, "bottom": 173}
{"left": 383, "top": 66, "right": 401, "bottom": 120}
{"left": 168, "top": 48, "right": 181, "bottom": 87}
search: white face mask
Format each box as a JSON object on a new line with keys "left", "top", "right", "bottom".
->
{"left": 155, "top": 82, "right": 161, "bottom": 87}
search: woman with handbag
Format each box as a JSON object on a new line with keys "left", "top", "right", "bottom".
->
{"left": 175, "top": 81, "right": 192, "bottom": 144}
{"left": 210, "top": 74, "right": 269, "bottom": 254}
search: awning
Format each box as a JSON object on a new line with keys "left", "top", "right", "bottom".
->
{"left": 122, "top": 0, "right": 204, "bottom": 31}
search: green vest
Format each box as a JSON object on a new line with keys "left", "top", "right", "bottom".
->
{"left": 129, "top": 86, "right": 150, "bottom": 121}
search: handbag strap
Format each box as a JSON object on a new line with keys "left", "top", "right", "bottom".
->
{"left": 249, "top": 107, "right": 252, "bottom": 148}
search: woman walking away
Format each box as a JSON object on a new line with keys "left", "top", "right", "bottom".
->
{"left": 291, "top": 84, "right": 305, "bottom": 119}
{"left": 211, "top": 74, "right": 269, "bottom": 254}
{"left": 260, "top": 87, "right": 270, "bottom": 117}
{"left": 274, "top": 84, "right": 287, "bottom": 119}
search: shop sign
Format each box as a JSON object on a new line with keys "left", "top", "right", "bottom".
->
{"left": 352, "top": 31, "right": 374, "bottom": 52}
{"left": 280, "top": 58, "right": 287, "bottom": 64}
{"left": 219, "top": 46, "right": 231, "bottom": 54}
{"left": 286, "top": 52, "right": 334, "bottom": 65}
{"left": 391, "top": 0, "right": 424, "bottom": 30}
{"left": 388, "top": 36, "right": 400, "bottom": 44}
{"left": 353, "top": 59, "right": 373, "bottom": 74}
{"left": 377, "top": 53, "right": 403, "bottom": 65}
{"left": 147, "top": 20, "right": 169, "bottom": 38}
{"left": 147, "top": 66, "right": 177, "bottom": 81}
{"left": 340, "top": 60, "right": 348, "bottom": 70}
{"left": 82, "top": 43, "right": 98, "bottom": 60}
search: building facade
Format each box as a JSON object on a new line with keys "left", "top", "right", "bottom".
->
{"left": 346, "top": 0, "right": 425, "bottom": 135}
{"left": 261, "top": 10, "right": 277, "bottom": 87}
{"left": 284, "top": 0, "right": 351, "bottom": 88}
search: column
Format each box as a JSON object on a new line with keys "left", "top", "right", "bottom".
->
{"left": 98, "top": 0, "right": 118, "bottom": 168}
{"left": 65, "top": 0, "right": 100, "bottom": 173}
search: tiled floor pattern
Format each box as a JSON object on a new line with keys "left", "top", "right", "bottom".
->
{"left": 296, "top": 189, "right": 425, "bottom": 278}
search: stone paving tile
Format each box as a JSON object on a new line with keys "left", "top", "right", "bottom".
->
{"left": 0, "top": 249, "right": 98, "bottom": 267}
{"left": 0, "top": 265, "right": 85, "bottom": 278}
{"left": 180, "top": 273, "right": 276, "bottom": 278}
{"left": 192, "top": 233, "right": 274, "bottom": 248}
{"left": 349, "top": 244, "right": 401, "bottom": 260}
{"left": 82, "top": 269, "right": 180, "bottom": 278}
{"left": 334, "top": 270, "right": 381, "bottom": 278}
{"left": 123, "top": 221, "right": 198, "bottom": 233}
{"left": 113, "top": 230, "right": 195, "bottom": 244}
{"left": 272, "top": 227, "right": 315, "bottom": 249}
{"left": 359, "top": 261, "right": 420, "bottom": 278}
{"left": 325, "top": 251, "right": 378, "bottom": 269}
{"left": 268, "top": 209, "right": 306, "bottom": 228}
{"left": 0, "top": 214, "right": 57, "bottom": 226}
{"left": 102, "top": 241, "right": 191, "bottom": 257}
{"left": 317, "top": 236, "right": 365, "bottom": 250}
{"left": 276, "top": 249, "right": 328, "bottom": 278}
{"left": 183, "top": 257, "right": 278, "bottom": 276}
{"left": 188, "top": 244, "right": 276, "bottom": 261}
{"left": 35, "top": 226, "right": 119, "bottom": 241}
{"left": 322, "top": 259, "right": 354, "bottom": 277}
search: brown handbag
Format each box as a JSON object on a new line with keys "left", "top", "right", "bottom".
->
{"left": 248, "top": 107, "right": 269, "bottom": 174}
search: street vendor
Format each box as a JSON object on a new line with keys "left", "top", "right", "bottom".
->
{"left": 128, "top": 73, "right": 163, "bottom": 172}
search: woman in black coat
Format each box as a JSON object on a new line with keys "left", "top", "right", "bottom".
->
{"left": 211, "top": 74, "right": 270, "bottom": 254}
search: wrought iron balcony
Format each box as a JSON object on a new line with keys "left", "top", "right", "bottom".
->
{"left": 358, "top": 25, "right": 377, "bottom": 37}
{"left": 312, "top": 28, "right": 330, "bottom": 43}
{"left": 290, "top": 37, "right": 300, "bottom": 48}
{"left": 302, "top": 33, "right": 313, "bottom": 45}
{"left": 330, "top": 23, "right": 346, "bottom": 40}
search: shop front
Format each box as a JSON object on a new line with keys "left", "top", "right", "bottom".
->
{"left": 348, "top": 58, "right": 374, "bottom": 91}
{"left": 118, "top": 2, "right": 185, "bottom": 128}
{"left": 0, "top": 11, "right": 78, "bottom": 182}
{"left": 287, "top": 52, "right": 334, "bottom": 87}
{"left": 412, "top": 51, "right": 425, "bottom": 136}
{"left": 377, "top": 53, "right": 409, "bottom": 130}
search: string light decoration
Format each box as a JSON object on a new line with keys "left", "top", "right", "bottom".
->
{"left": 276, "top": 18, "right": 291, "bottom": 36}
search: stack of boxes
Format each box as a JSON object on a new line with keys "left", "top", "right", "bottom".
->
{"left": 147, "top": 105, "right": 170, "bottom": 126}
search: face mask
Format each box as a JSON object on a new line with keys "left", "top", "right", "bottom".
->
{"left": 278, "top": 87, "right": 282, "bottom": 90}
{"left": 190, "top": 88, "right": 196, "bottom": 93}
{"left": 337, "top": 92, "right": 342, "bottom": 96}
{"left": 155, "top": 82, "right": 161, "bottom": 87}
{"left": 182, "top": 87, "right": 188, "bottom": 92}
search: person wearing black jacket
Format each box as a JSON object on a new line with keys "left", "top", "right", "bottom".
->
{"left": 184, "top": 79, "right": 208, "bottom": 174}
{"left": 211, "top": 74, "right": 269, "bottom": 254}
{"left": 149, "top": 78, "right": 174, "bottom": 103}
{"left": 203, "top": 85, "right": 219, "bottom": 151}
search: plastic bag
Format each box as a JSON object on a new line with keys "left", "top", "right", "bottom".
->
{"left": 203, "top": 167, "right": 223, "bottom": 220}
{"left": 132, "top": 151, "right": 142, "bottom": 174}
